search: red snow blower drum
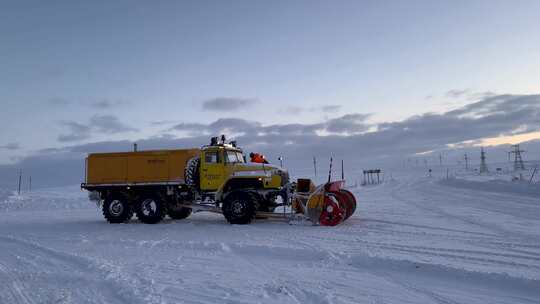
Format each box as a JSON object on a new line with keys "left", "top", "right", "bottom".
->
{"left": 318, "top": 195, "right": 345, "bottom": 226}
{"left": 328, "top": 189, "right": 356, "bottom": 220}
{"left": 304, "top": 180, "right": 357, "bottom": 226}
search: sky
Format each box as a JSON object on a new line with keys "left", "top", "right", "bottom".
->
{"left": 1, "top": 0, "right": 540, "bottom": 186}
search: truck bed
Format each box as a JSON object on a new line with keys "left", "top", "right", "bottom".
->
{"left": 84, "top": 149, "right": 199, "bottom": 186}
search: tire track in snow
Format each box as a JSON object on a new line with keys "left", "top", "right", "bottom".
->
{"left": 389, "top": 179, "right": 527, "bottom": 238}
{"left": 0, "top": 235, "right": 152, "bottom": 304}
{"left": 295, "top": 232, "right": 540, "bottom": 267}
{"left": 402, "top": 178, "right": 540, "bottom": 258}
{"left": 229, "top": 240, "right": 332, "bottom": 304}
{"left": 285, "top": 231, "right": 540, "bottom": 283}
{"left": 359, "top": 178, "right": 540, "bottom": 278}
{"left": 0, "top": 262, "right": 35, "bottom": 304}
{"left": 362, "top": 218, "right": 499, "bottom": 237}
{"left": 346, "top": 254, "right": 540, "bottom": 304}
{"left": 360, "top": 218, "right": 540, "bottom": 263}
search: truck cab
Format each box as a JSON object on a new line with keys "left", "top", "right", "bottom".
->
{"left": 193, "top": 141, "right": 289, "bottom": 204}
{"left": 199, "top": 146, "right": 246, "bottom": 191}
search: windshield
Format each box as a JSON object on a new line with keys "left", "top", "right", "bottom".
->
{"left": 225, "top": 150, "right": 245, "bottom": 163}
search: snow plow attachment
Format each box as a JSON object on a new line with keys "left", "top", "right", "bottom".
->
{"left": 292, "top": 179, "right": 357, "bottom": 226}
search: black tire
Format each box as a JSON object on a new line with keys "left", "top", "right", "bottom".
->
{"left": 136, "top": 196, "right": 166, "bottom": 224}
{"left": 222, "top": 191, "right": 257, "bottom": 225}
{"left": 102, "top": 196, "right": 133, "bottom": 223}
{"left": 168, "top": 206, "right": 192, "bottom": 220}
{"left": 185, "top": 157, "right": 200, "bottom": 191}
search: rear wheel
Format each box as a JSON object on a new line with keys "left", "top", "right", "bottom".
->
{"left": 102, "top": 196, "right": 133, "bottom": 223}
{"left": 222, "top": 191, "right": 257, "bottom": 224}
{"left": 136, "top": 196, "right": 166, "bottom": 224}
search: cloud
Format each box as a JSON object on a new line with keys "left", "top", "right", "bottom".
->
{"left": 377, "top": 94, "right": 540, "bottom": 148}
{"left": 58, "top": 115, "right": 137, "bottom": 142}
{"left": 47, "top": 97, "right": 70, "bottom": 105}
{"left": 47, "top": 97, "right": 130, "bottom": 108}
{"left": 445, "top": 89, "right": 496, "bottom": 101}
{"left": 0, "top": 143, "right": 21, "bottom": 150}
{"left": 150, "top": 120, "right": 177, "bottom": 126}
{"left": 171, "top": 119, "right": 261, "bottom": 137}
{"left": 175, "top": 94, "right": 540, "bottom": 157}
{"left": 446, "top": 89, "right": 471, "bottom": 99}
{"left": 448, "top": 94, "right": 540, "bottom": 119}
{"left": 202, "top": 97, "right": 258, "bottom": 112}
{"left": 321, "top": 105, "right": 342, "bottom": 113}
{"left": 170, "top": 122, "right": 209, "bottom": 136}
{"left": 171, "top": 113, "right": 369, "bottom": 137}
{"left": 6, "top": 93, "right": 540, "bottom": 188}
{"left": 279, "top": 104, "right": 342, "bottom": 115}
{"left": 90, "top": 99, "right": 129, "bottom": 108}
{"left": 323, "top": 114, "right": 371, "bottom": 134}
{"left": 90, "top": 115, "right": 137, "bottom": 134}
{"left": 58, "top": 122, "right": 92, "bottom": 142}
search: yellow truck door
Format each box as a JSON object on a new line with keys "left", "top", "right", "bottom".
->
{"left": 200, "top": 149, "right": 227, "bottom": 191}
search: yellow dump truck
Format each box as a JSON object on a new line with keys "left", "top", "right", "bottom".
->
{"left": 82, "top": 136, "right": 290, "bottom": 224}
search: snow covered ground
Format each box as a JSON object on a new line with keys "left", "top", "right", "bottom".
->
{"left": 1, "top": 170, "right": 539, "bottom": 304}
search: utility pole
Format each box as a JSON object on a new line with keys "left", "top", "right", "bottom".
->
{"left": 327, "top": 157, "right": 333, "bottom": 183}
{"left": 341, "top": 159, "right": 344, "bottom": 180}
{"left": 28, "top": 176, "right": 32, "bottom": 192}
{"left": 479, "top": 147, "right": 489, "bottom": 173}
{"left": 509, "top": 144, "right": 525, "bottom": 171}
{"left": 313, "top": 156, "right": 317, "bottom": 177}
{"left": 18, "top": 169, "right": 22, "bottom": 195}
{"left": 439, "top": 153, "right": 443, "bottom": 167}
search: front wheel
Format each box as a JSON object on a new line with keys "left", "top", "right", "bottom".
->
{"left": 136, "top": 196, "right": 166, "bottom": 224}
{"left": 222, "top": 191, "right": 257, "bottom": 225}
